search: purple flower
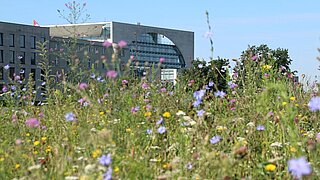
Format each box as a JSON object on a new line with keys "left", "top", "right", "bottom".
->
{"left": 142, "top": 83, "right": 149, "bottom": 89}
{"left": 186, "top": 162, "right": 193, "bottom": 170}
{"left": 210, "top": 135, "right": 221, "bottom": 144}
{"left": 118, "top": 40, "right": 127, "bottom": 48}
{"left": 159, "top": 57, "right": 165, "bottom": 63}
{"left": 193, "top": 99, "right": 202, "bottom": 107}
{"left": 196, "top": 109, "right": 205, "bottom": 117}
{"left": 208, "top": 81, "right": 214, "bottom": 87}
{"left": 78, "top": 82, "right": 88, "bottom": 90}
{"left": 103, "top": 167, "right": 112, "bottom": 180}
{"left": 156, "top": 117, "right": 164, "bottom": 125}
{"left": 288, "top": 157, "right": 312, "bottom": 179}
{"left": 106, "top": 70, "right": 117, "bottom": 78}
{"left": 99, "top": 154, "right": 112, "bottom": 166}
{"left": 65, "top": 112, "right": 76, "bottom": 122}
{"left": 146, "top": 129, "right": 152, "bottom": 135}
{"left": 228, "top": 81, "right": 238, "bottom": 89}
{"left": 214, "top": 91, "right": 226, "bottom": 98}
{"left": 256, "top": 125, "right": 265, "bottom": 131}
{"left": 103, "top": 40, "right": 112, "bottom": 47}
{"left": 157, "top": 126, "right": 166, "bottom": 134}
{"left": 198, "top": 64, "right": 203, "bottom": 68}
{"left": 251, "top": 55, "right": 257, "bottom": 61}
{"left": 131, "top": 106, "right": 140, "bottom": 114}
{"left": 4, "top": 64, "right": 9, "bottom": 70}
{"left": 308, "top": 96, "right": 320, "bottom": 112}
{"left": 2, "top": 86, "right": 8, "bottom": 92}
{"left": 193, "top": 89, "right": 205, "bottom": 100}
{"left": 159, "top": 88, "right": 166, "bottom": 93}
{"left": 25, "top": 118, "right": 40, "bottom": 127}
{"left": 122, "top": 80, "right": 128, "bottom": 85}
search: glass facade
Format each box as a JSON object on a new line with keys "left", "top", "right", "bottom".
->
{"left": 128, "top": 33, "right": 184, "bottom": 69}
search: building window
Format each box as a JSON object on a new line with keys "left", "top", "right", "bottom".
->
{"left": 9, "top": 34, "right": 15, "bottom": 47}
{"left": 0, "top": 50, "right": 3, "bottom": 63}
{"left": 31, "top": 69, "right": 36, "bottom": 81}
{"left": 9, "top": 51, "right": 15, "bottom": 64}
{"left": 31, "top": 36, "right": 36, "bottom": 49}
{"left": 9, "top": 67, "right": 15, "bottom": 79}
{"left": 19, "top": 52, "right": 25, "bottom": 64}
{"left": 0, "top": 33, "right": 3, "bottom": 46}
{"left": 0, "top": 67, "right": 3, "bottom": 80}
{"left": 31, "top": 52, "right": 36, "bottom": 65}
{"left": 88, "top": 59, "right": 91, "bottom": 68}
{"left": 54, "top": 57, "right": 59, "bottom": 65}
{"left": 41, "top": 37, "right": 46, "bottom": 43}
{"left": 20, "top": 35, "right": 25, "bottom": 48}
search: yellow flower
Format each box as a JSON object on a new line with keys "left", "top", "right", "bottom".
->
{"left": 216, "top": 126, "right": 227, "bottom": 132}
{"left": 282, "top": 102, "right": 287, "bottom": 106}
{"left": 33, "top": 151, "right": 38, "bottom": 155}
{"left": 163, "top": 112, "right": 171, "bottom": 118}
{"left": 0, "top": 157, "right": 4, "bottom": 162}
{"left": 262, "top": 65, "right": 272, "bottom": 69}
{"left": 290, "top": 146, "right": 297, "bottom": 153}
{"left": 144, "top": 112, "right": 152, "bottom": 117}
{"left": 126, "top": 128, "right": 132, "bottom": 133}
{"left": 26, "top": 133, "right": 30, "bottom": 137}
{"left": 34, "top": 141, "right": 40, "bottom": 146}
{"left": 41, "top": 137, "right": 47, "bottom": 142}
{"left": 114, "top": 166, "right": 119, "bottom": 174}
{"left": 290, "top": 97, "right": 296, "bottom": 101}
{"left": 45, "top": 145, "right": 52, "bottom": 153}
{"left": 92, "top": 149, "right": 102, "bottom": 158}
{"left": 265, "top": 164, "right": 276, "bottom": 171}
{"left": 99, "top": 111, "right": 105, "bottom": 116}
{"left": 15, "top": 163, "right": 21, "bottom": 169}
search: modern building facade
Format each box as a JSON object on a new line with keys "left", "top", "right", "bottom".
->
{"left": 0, "top": 21, "right": 49, "bottom": 97}
{"left": 0, "top": 21, "right": 194, "bottom": 98}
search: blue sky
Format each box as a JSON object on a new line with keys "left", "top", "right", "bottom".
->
{"left": 1, "top": 0, "right": 319, "bottom": 79}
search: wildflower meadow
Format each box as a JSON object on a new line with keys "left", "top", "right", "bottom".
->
{"left": 1, "top": 2, "right": 320, "bottom": 180}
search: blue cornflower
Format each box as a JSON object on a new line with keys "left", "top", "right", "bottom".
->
{"left": 288, "top": 157, "right": 311, "bottom": 179}
{"left": 210, "top": 135, "right": 221, "bottom": 144}
{"left": 90, "top": 73, "right": 96, "bottom": 79}
{"left": 65, "top": 112, "right": 76, "bottom": 122}
{"left": 156, "top": 117, "right": 164, "bottom": 125}
{"left": 146, "top": 129, "right": 152, "bottom": 135}
{"left": 99, "top": 154, "right": 112, "bottom": 166}
{"left": 214, "top": 91, "right": 226, "bottom": 98}
{"left": 308, "top": 96, "right": 320, "bottom": 112}
{"left": 198, "top": 64, "right": 203, "bottom": 68}
{"left": 193, "top": 89, "right": 205, "bottom": 100}
{"left": 157, "top": 126, "right": 166, "bottom": 134}
{"left": 103, "top": 167, "right": 112, "bottom": 180}
{"left": 256, "top": 125, "right": 265, "bottom": 131}
{"left": 208, "top": 81, "right": 214, "bottom": 87}
{"left": 196, "top": 109, "right": 205, "bottom": 117}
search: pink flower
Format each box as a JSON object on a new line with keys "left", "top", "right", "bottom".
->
{"left": 25, "top": 118, "right": 40, "bottom": 128}
{"left": 103, "top": 40, "right": 112, "bottom": 47}
{"left": 78, "top": 82, "right": 88, "bottom": 90}
{"left": 142, "top": 83, "right": 149, "bottom": 89}
{"left": 106, "top": 70, "right": 117, "bottom": 78}
{"left": 130, "top": 55, "right": 135, "bottom": 60}
{"left": 122, "top": 80, "right": 128, "bottom": 85}
{"left": 118, "top": 40, "right": 127, "bottom": 48}
{"left": 159, "top": 58, "right": 165, "bottom": 63}
{"left": 251, "top": 55, "right": 257, "bottom": 61}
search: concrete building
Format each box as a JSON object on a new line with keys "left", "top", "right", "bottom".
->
{"left": 0, "top": 21, "right": 194, "bottom": 98}
{"left": 0, "top": 21, "right": 49, "bottom": 97}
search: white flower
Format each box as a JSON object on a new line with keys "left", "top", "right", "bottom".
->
{"left": 176, "top": 110, "right": 186, "bottom": 116}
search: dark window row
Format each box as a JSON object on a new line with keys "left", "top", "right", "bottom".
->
{"left": 0, "top": 50, "right": 36, "bottom": 65}
{"left": 0, "top": 32, "right": 45, "bottom": 49}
